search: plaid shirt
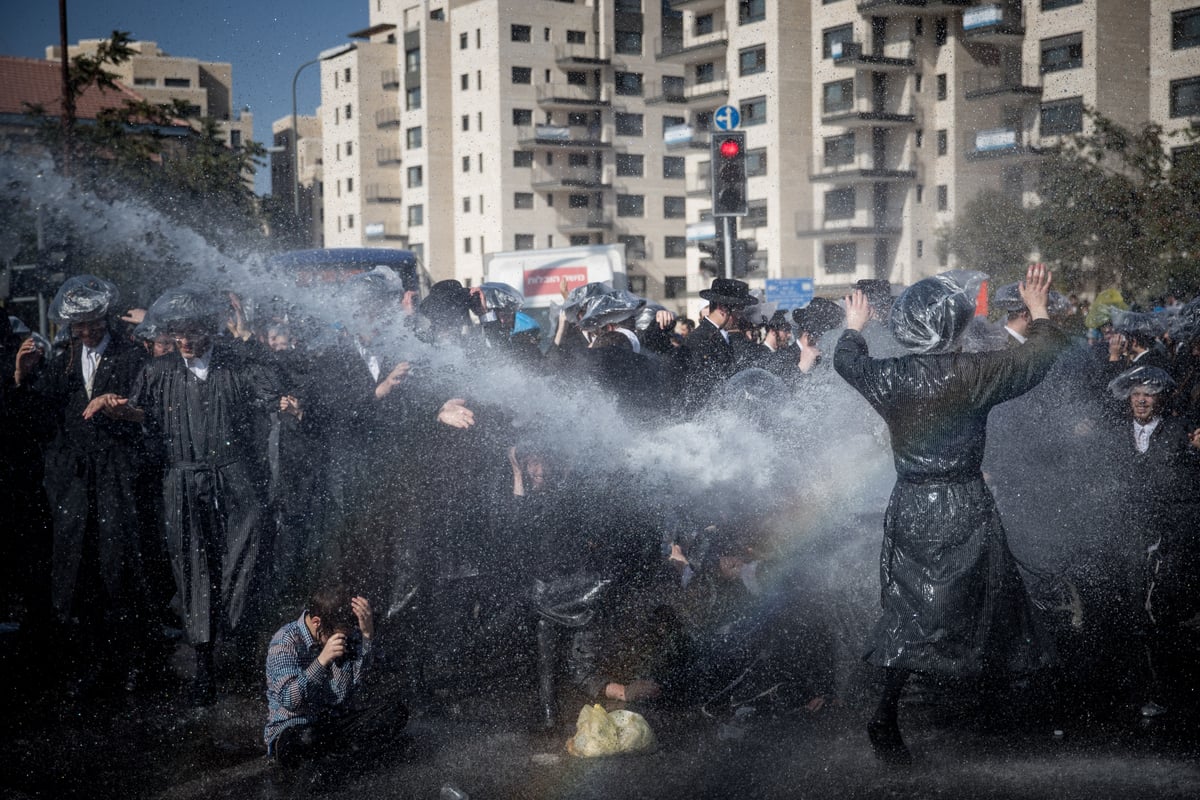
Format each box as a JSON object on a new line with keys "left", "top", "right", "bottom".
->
{"left": 263, "top": 612, "right": 373, "bottom": 751}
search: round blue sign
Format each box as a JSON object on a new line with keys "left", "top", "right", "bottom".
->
{"left": 714, "top": 105, "right": 740, "bottom": 131}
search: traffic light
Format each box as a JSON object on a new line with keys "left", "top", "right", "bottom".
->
{"left": 710, "top": 132, "right": 747, "bottom": 217}
{"left": 697, "top": 234, "right": 723, "bottom": 276}
{"left": 731, "top": 238, "right": 759, "bottom": 278}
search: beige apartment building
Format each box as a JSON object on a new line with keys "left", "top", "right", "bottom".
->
{"left": 1151, "top": 1, "right": 1200, "bottom": 148}
{"left": 271, "top": 114, "right": 324, "bottom": 247}
{"left": 47, "top": 40, "right": 253, "bottom": 151}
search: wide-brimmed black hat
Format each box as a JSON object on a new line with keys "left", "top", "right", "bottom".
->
{"left": 792, "top": 297, "right": 845, "bottom": 336}
{"left": 699, "top": 278, "right": 757, "bottom": 307}
{"left": 419, "top": 279, "right": 472, "bottom": 327}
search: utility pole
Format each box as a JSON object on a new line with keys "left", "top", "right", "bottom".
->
{"left": 58, "top": 0, "right": 73, "bottom": 173}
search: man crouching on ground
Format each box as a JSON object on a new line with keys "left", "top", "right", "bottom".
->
{"left": 264, "top": 587, "right": 407, "bottom": 772}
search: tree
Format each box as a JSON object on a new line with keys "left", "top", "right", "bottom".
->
{"left": 940, "top": 189, "right": 1035, "bottom": 287}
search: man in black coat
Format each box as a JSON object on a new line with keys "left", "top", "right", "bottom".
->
{"left": 683, "top": 278, "right": 759, "bottom": 411}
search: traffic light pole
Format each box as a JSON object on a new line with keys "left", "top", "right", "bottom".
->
{"left": 722, "top": 216, "right": 733, "bottom": 280}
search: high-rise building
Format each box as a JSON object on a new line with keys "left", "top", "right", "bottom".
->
{"left": 271, "top": 114, "right": 324, "bottom": 247}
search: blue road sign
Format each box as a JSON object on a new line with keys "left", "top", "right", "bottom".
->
{"left": 765, "top": 278, "right": 815, "bottom": 309}
{"left": 714, "top": 105, "right": 740, "bottom": 131}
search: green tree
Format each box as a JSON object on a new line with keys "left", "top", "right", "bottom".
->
{"left": 940, "top": 189, "right": 1035, "bottom": 287}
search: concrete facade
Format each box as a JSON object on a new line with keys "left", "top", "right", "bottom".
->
{"left": 271, "top": 114, "right": 324, "bottom": 247}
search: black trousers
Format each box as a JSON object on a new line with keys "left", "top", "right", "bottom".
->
{"left": 273, "top": 684, "right": 409, "bottom": 769}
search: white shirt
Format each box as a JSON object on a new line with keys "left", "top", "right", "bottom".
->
{"left": 81, "top": 333, "right": 111, "bottom": 399}
{"left": 1133, "top": 417, "right": 1161, "bottom": 454}
{"left": 355, "top": 338, "right": 381, "bottom": 382}
{"left": 1003, "top": 326, "right": 1028, "bottom": 345}
{"left": 184, "top": 345, "right": 214, "bottom": 381}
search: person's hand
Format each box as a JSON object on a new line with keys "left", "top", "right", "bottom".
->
{"left": 375, "top": 361, "right": 412, "bottom": 399}
{"left": 797, "top": 333, "right": 821, "bottom": 373}
{"left": 401, "top": 290, "right": 417, "bottom": 316}
{"left": 843, "top": 290, "right": 870, "bottom": 332}
{"left": 14, "top": 337, "right": 42, "bottom": 384}
{"left": 437, "top": 398, "right": 476, "bottom": 429}
{"left": 655, "top": 309, "right": 676, "bottom": 330}
{"left": 1108, "top": 333, "right": 1125, "bottom": 363}
{"left": 1188, "top": 428, "right": 1200, "bottom": 450}
{"left": 280, "top": 395, "right": 303, "bottom": 419}
{"left": 82, "top": 393, "right": 135, "bottom": 421}
{"left": 1017, "top": 263, "right": 1052, "bottom": 321}
{"left": 351, "top": 596, "right": 374, "bottom": 640}
{"left": 317, "top": 632, "right": 348, "bottom": 668}
{"left": 559, "top": 277, "right": 571, "bottom": 301}
{"left": 226, "top": 292, "right": 252, "bottom": 341}
{"left": 508, "top": 446, "right": 525, "bottom": 497}
{"left": 468, "top": 286, "right": 487, "bottom": 317}
{"left": 120, "top": 308, "right": 146, "bottom": 325}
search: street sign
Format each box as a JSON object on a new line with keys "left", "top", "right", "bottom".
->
{"left": 765, "top": 278, "right": 815, "bottom": 309}
{"left": 685, "top": 220, "right": 716, "bottom": 241}
{"left": 713, "top": 105, "right": 740, "bottom": 131}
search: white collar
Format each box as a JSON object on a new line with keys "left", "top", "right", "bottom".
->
{"left": 83, "top": 333, "right": 111, "bottom": 359}
{"left": 613, "top": 328, "right": 641, "bottom": 354}
{"left": 1003, "top": 326, "right": 1028, "bottom": 345}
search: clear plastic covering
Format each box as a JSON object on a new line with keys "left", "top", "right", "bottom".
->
{"left": 562, "top": 282, "right": 613, "bottom": 318}
{"left": 132, "top": 318, "right": 160, "bottom": 341}
{"left": 348, "top": 265, "right": 405, "bottom": 296}
{"left": 145, "top": 285, "right": 221, "bottom": 333}
{"left": 578, "top": 290, "right": 645, "bottom": 330}
{"left": 478, "top": 282, "right": 524, "bottom": 313}
{"left": 1107, "top": 365, "right": 1176, "bottom": 398}
{"left": 633, "top": 302, "right": 667, "bottom": 331}
{"left": 992, "top": 282, "right": 1071, "bottom": 316}
{"left": 888, "top": 270, "right": 987, "bottom": 354}
{"left": 48, "top": 274, "right": 119, "bottom": 324}
{"left": 1169, "top": 297, "right": 1200, "bottom": 342}
{"left": 739, "top": 301, "right": 778, "bottom": 327}
{"left": 8, "top": 315, "right": 30, "bottom": 336}
{"left": 1109, "top": 308, "right": 1169, "bottom": 338}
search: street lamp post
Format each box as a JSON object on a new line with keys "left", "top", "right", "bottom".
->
{"left": 290, "top": 43, "right": 356, "bottom": 220}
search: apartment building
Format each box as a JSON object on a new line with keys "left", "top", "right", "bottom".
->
{"left": 271, "top": 114, "right": 324, "bottom": 247}
{"left": 1151, "top": 1, "right": 1200, "bottom": 154}
{"left": 47, "top": 40, "right": 253, "bottom": 151}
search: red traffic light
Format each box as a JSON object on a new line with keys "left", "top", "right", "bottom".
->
{"left": 719, "top": 138, "right": 741, "bottom": 158}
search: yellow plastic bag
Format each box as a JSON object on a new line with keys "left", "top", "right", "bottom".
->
{"left": 567, "top": 704, "right": 656, "bottom": 757}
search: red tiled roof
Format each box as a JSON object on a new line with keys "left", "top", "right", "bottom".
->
{"left": 0, "top": 55, "right": 148, "bottom": 121}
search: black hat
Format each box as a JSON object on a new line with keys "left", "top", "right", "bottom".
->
{"left": 792, "top": 297, "right": 845, "bottom": 336}
{"left": 419, "top": 279, "right": 472, "bottom": 327}
{"left": 699, "top": 278, "right": 757, "bottom": 307}
{"left": 855, "top": 279, "right": 892, "bottom": 307}
{"left": 765, "top": 309, "right": 792, "bottom": 331}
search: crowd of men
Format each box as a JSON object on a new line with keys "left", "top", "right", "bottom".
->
{"left": 1, "top": 266, "right": 1198, "bottom": 772}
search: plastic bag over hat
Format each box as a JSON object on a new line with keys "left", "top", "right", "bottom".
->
{"left": 740, "top": 301, "right": 778, "bottom": 327}
{"left": 889, "top": 270, "right": 987, "bottom": 354}
{"left": 1109, "top": 308, "right": 1169, "bottom": 338}
{"left": 132, "top": 318, "right": 160, "bottom": 341}
{"left": 567, "top": 705, "right": 656, "bottom": 758}
{"left": 634, "top": 302, "right": 668, "bottom": 331}
{"left": 579, "top": 290, "right": 645, "bottom": 330}
{"left": 145, "top": 285, "right": 222, "bottom": 333}
{"left": 478, "top": 282, "right": 524, "bottom": 313}
{"left": 991, "top": 282, "right": 1070, "bottom": 316}
{"left": 562, "top": 282, "right": 613, "bottom": 317}
{"left": 48, "top": 274, "right": 119, "bottom": 324}
{"left": 1107, "top": 365, "right": 1176, "bottom": 398}
{"left": 1084, "top": 288, "right": 1128, "bottom": 329}
{"left": 1169, "top": 297, "right": 1200, "bottom": 343}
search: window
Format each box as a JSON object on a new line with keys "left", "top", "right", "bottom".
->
{"left": 344, "top": 104, "right": 353, "bottom": 120}
{"left": 663, "top": 156, "right": 685, "bottom": 179}
{"left": 230, "top": 130, "right": 242, "bottom": 149}
{"left": 695, "top": 63, "right": 715, "bottom": 84}
{"left": 916, "top": 184, "right": 924, "bottom": 203}
{"left": 663, "top": 114, "right": 686, "bottom": 132}
{"left": 1173, "top": 8, "right": 1200, "bottom": 49}
{"left": 462, "top": 115, "right": 470, "bottom": 131}
{"left": 616, "top": 154, "right": 644, "bottom": 177}
{"left": 740, "top": 45, "right": 767, "bottom": 76}
{"left": 568, "top": 153, "right": 590, "bottom": 167}
{"left": 1170, "top": 77, "right": 1200, "bottom": 118}
{"left": 570, "top": 235, "right": 592, "bottom": 247}
{"left": 514, "top": 192, "right": 534, "bottom": 209}
{"left": 568, "top": 194, "right": 590, "bottom": 208}
{"left": 1042, "top": 0, "right": 1082, "bottom": 9}
{"left": 347, "top": 214, "right": 354, "bottom": 229}
{"left": 511, "top": 24, "right": 531, "bottom": 42}
{"left": 477, "top": 71, "right": 483, "bottom": 89}
{"left": 614, "top": 31, "right": 642, "bottom": 55}
{"left": 460, "top": 73, "right": 469, "bottom": 90}
{"left": 406, "top": 87, "right": 421, "bottom": 110}
{"left": 615, "top": 72, "right": 644, "bottom": 96}
{"left": 479, "top": 153, "right": 484, "bottom": 172}
{"left": 619, "top": 235, "right": 647, "bottom": 259}
{"left": 915, "top": 129, "right": 924, "bottom": 148}
{"left": 617, "top": 194, "right": 645, "bottom": 217}
{"left": 935, "top": 17, "right": 947, "bottom": 47}
{"left": 476, "top": 29, "right": 481, "bottom": 47}
{"left": 462, "top": 156, "right": 471, "bottom": 173}
{"left": 567, "top": 111, "right": 589, "bottom": 126}
{"left": 406, "top": 48, "right": 420, "bottom": 71}
{"left": 515, "top": 234, "right": 535, "bottom": 250}
{"left": 914, "top": 18, "right": 923, "bottom": 37}
{"left": 564, "top": 71, "right": 588, "bottom": 88}
{"left": 745, "top": 148, "right": 767, "bottom": 176}
{"left": 824, "top": 133, "right": 855, "bottom": 166}
{"left": 460, "top": 32, "right": 468, "bottom": 49}
{"left": 463, "top": 238, "right": 472, "bottom": 254}
{"left": 346, "top": 177, "right": 354, "bottom": 192}
{"left": 406, "top": 127, "right": 423, "bottom": 148}
{"left": 665, "top": 276, "right": 688, "bottom": 299}
{"left": 164, "top": 77, "right": 191, "bottom": 88}
{"left": 936, "top": 74, "right": 947, "bottom": 101}
{"left": 936, "top": 185, "right": 948, "bottom": 211}
{"left": 512, "top": 67, "right": 532, "bottom": 84}
{"left": 513, "top": 150, "right": 534, "bottom": 167}
{"left": 937, "top": 129, "right": 948, "bottom": 156}
{"left": 824, "top": 243, "right": 856, "bottom": 274}
{"left": 664, "top": 237, "right": 687, "bottom": 259}
{"left": 664, "top": 196, "right": 686, "bottom": 219}
{"left": 823, "top": 79, "right": 854, "bottom": 114}
{"left": 344, "top": 67, "right": 352, "bottom": 83}
{"left": 915, "top": 74, "right": 923, "bottom": 94}
{"left": 696, "top": 14, "right": 715, "bottom": 35}
{"left": 1041, "top": 33, "right": 1083, "bottom": 73}
{"left": 408, "top": 205, "right": 424, "bottom": 226}
{"left": 513, "top": 108, "right": 533, "bottom": 125}
{"left": 917, "top": 240, "right": 924, "bottom": 259}
{"left": 739, "top": 0, "right": 765, "bottom": 24}
{"left": 463, "top": 197, "right": 471, "bottom": 213}
{"left": 615, "top": 112, "right": 644, "bottom": 136}
{"left": 1040, "top": 96, "right": 1083, "bottom": 135}
{"left": 407, "top": 166, "right": 423, "bottom": 187}
{"left": 335, "top": 143, "right": 341, "bottom": 161}
{"left": 740, "top": 96, "right": 767, "bottom": 126}
{"left": 431, "top": 8, "right": 444, "bottom": 20}
{"left": 745, "top": 200, "right": 767, "bottom": 228}
{"left": 133, "top": 77, "right": 155, "bottom": 86}
{"left": 825, "top": 187, "right": 856, "bottom": 220}
{"left": 695, "top": 110, "right": 714, "bottom": 130}
{"left": 822, "top": 24, "right": 853, "bottom": 59}
{"left": 567, "top": 30, "right": 586, "bottom": 45}
{"left": 661, "top": 76, "right": 685, "bottom": 101}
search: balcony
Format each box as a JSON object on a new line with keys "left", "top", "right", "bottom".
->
{"left": 376, "top": 147, "right": 403, "bottom": 165}
{"left": 822, "top": 95, "right": 919, "bottom": 128}
{"left": 964, "top": 127, "right": 1044, "bottom": 161}
{"left": 963, "top": 67, "right": 1042, "bottom": 101}
{"left": 645, "top": 87, "right": 687, "bottom": 106}
{"left": 655, "top": 32, "right": 728, "bottom": 65}
{"left": 557, "top": 209, "right": 614, "bottom": 233}
{"left": 668, "top": 0, "right": 724, "bottom": 11}
{"left": 686, "top": 169, "right": 711, "bottom": 198}
{"left": 363, "top": 221, "right": 407, "bottom": 241}
{"left": 555, "top": 42, "right": 610, "bottom": 67}
{"left": 381, "top": 68, "right": 400, "bottom": 90}
{"left": 808, "top": 154, "right": 917, "bottom": 183}
{"left": 365, "top": 184, "right": 403, "bottom": 203}
{"left": 516, "top": 124, "right": 612, "bottom": 150}
{"left": 536, "top": 82, "right": 611, "bottom": 109}
{"left": 531, "top": 166, "right": 612, "bottom": 191}
{"left": 832, "top": 40, "right": 916, "bottom": 73}
{"left": 855, "top": 0, "right": 929, "bottom": 16}
{"left": 795, "top": 209, "right": 902, "bottom": 239}
{"left": 961, "top": 5, "right": 1025, "bottom": 45}
{"left": 374, "top": 107, "right": 402, "bottom": 128}
{"left": 663, "top": 124, "right": 711, "bottom": 150}
{"left": 684, "top": 75, "right": 730, "bottom": 105}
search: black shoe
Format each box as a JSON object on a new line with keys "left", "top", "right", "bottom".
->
{"left": 867, "top": 717, "right": 912, "bottom": 766}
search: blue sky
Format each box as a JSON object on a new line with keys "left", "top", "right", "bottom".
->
{"left": 1, "top": 1, "right": 369, "bottom": 194}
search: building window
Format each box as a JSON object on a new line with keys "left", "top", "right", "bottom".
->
{"left": 936, "top": 185, "right": 948, "bottom": 211}
{"left": 406, "top": 126, "right": 423, "bottom": 148}
{"left": 567, "top": 111, "right": 589, "bottom": 126}
{"left": 1040, "top": 96, "right": 1084, "bottom": 135}
{"left": 462, "top": 156, "right": 471, "bottom": 173}
{"left": 463, "top": 238, "right": 472, "bottom": 253}
{"left": 347, "top": 214, "right": 354, "bottom": 228}
{"left": 824, "top": 242, "right": 856, "bottom": 274}
{"left": 916, "top": 183, "right": 924, "bottom": 203}
{"left": 823, "top": 79, "right": 855, "bottom": 114}
{"left": 660, "top": 76, "right": 685, "bottom": 101}
{"left": 664, "top": 276, "right": 688, "bottom": 298}
{"left": 1041, "top": 0, "right": 1082, "bottom": 10}
{"left": 406, "top": 87, "right": 421, "bottom": 110}
{"left": 740, "top": 96, "right": 767, "bottom": 126}
{"left": 615, "top": 71, "right": 644, "bottom": 96}
{"left": 915, "top": 129, "right": 924, "bottom": 148}
{"left": 513, "top": 150, "right": 534, "bottom": 167}
{"left": 476, "top": 28, "right": 481, "bottom": 47}
{"left": 614, "top": 30, "right": 641, "bottom": 55}
{"left": 617, "top": 194, "right": 645, "bottom": 217}
{"left": 615, "top": 112, "right": 644, "bottom": 136}
{"left": 463, "top": 196, "right": 471, "bottom": 213}
{"left": 512, "top": 66, "right": 532, "bottom": 84}
{"left": 1170, "top": 77, "right": 1200, "bottom": 118}
{"left": 407, "top": 166, "right": 423, "bottom": 187}
{"left": 935, "top": 16, "right": 947, "bottom": 47}
{"left": 460, "top": 73, "right": 469, "bottom": 90}
{"left": 344, "top": 67, "right": 352, "bottom": 83}
{"left": 515, "top": 234, "right": 535, "bottom": 250}
{"left": 936, "top": 74, "right": 947, "bottom": 100}
{"left": 663, "top": 156, "right": 685, "bottom": 179}
{"left": 825, "top": 187, "right": 856, "bottom": 220}
{"left": 915, "top": 74, "right": 923, "bottom": 94}
{"left": 567, "top": 30, "right": 587, "bottom": 45}
{"left": 133, "top": 77, "right": 155, "bottom": 86}
{"left": 739, "top": 0, "right": 766, "bottom": 24}
{"left": 460, "top": 32, "right": 468, "bottom": 49}
{"left": 745, "top": 200, "right": 767, "bottom": 228}
{"left": 408, "top": 205, "right": 424, "bottom": 226}
{"left": 462, "top": 115, "right": 470, "bottom": 131}
{"left": 695, "top": 13, "right": 715, "bottom": 35}
{"left": 514, "top": 192, "right": 534, "bottom": 209}
{"left": 511, "top": 24, "right": 531, "bottom": 42}
{"left": 695, "top": 62, "right": 715, "bottom": 84}
{"left": 513, "top": 108, "right": 533, "bottom": 125}
{"left": 664, "top": 236, "right": 687, "bottom": 259}
{"left": 478, "top": 153, "right": 484, "bottom": 172}
{"left": 917, "top": 240, "right": 924, "bottom": 259}
{"left": 164, "top": 77, "right": 191, "bottom": 88}
{"left": 664, "top": 196, "right": 686, "bottom": 219}
{"left": 663, "top": 114, "right": 686, "bottom": 132}
{"left": 1040, "top": 33, "right": 1083, "bottom": 73}
{"left": 566, "top": 71, "right": 588, "bottom": 87}
{"left": 406, "top": 48, "right": 420, "bottom": 71}
{"left": 915, "top": 17, "right": 924, "bottom": 37}
{"left": 936, "top": 129, "right": 948, "bottom": 156}
{"left": 567, "top": 194, "right": 590, "bottom": 209}
{"left": 745, "top": 148, "right": 767, "bottom": 176}
{"left": 822, "top": 24, "right": 853, "bottom": 59}
{"left": 616, "top": 154, "right": 644, "bottom": 177}
{"left": 620, "top": 235, "right": 647, "bottom": 259}
{"left": 568, "top": 153, "right": 590, "bottom": 167}
{"left": 344, "top": 104, "right": 352, "bottom": 120}
{"left": 739, "top": 45, "right": 767, "bottom": 76}
{"left": 1173, "top": 8, "right": 1200, "bottom": 49}
{"left": 824, "top": 133, "right": 855, "bottom": 167}
{"left": 346, "top": 177, "right": 354, "bottom": 192}
{"left": 431, "top": 8, "right": 444, "bottom": 20}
